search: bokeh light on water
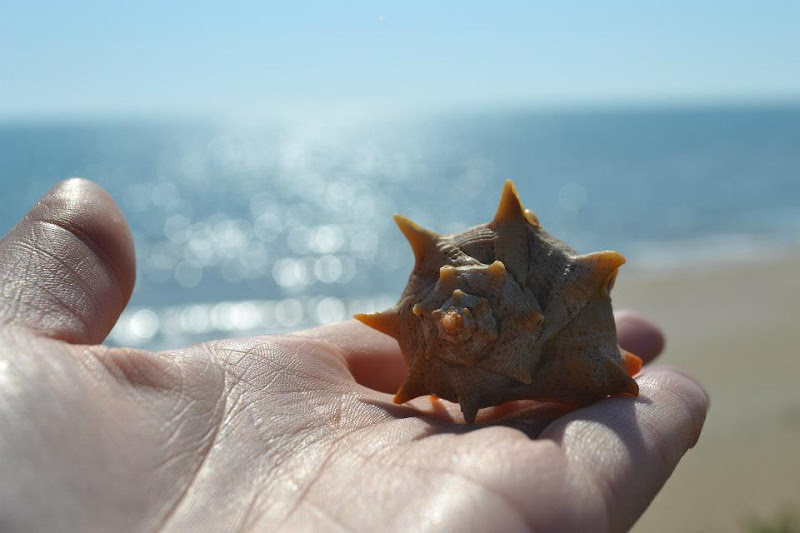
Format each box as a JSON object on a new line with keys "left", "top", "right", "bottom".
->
{"left": 111, "top": 294, "right": 396, "bottom": 348}
{"left": 1, "top": 107, "right": 799, "bottom": 349}
{"left": 94, "top": 121, "right": 434, "bottom": 348}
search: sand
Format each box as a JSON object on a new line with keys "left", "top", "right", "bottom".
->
{"left": 612, "top": 252, "right": 800, "bottom": 532}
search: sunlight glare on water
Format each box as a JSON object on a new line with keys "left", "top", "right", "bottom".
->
{"left": 1, "top": 107, "right": 798, "bottom": 349}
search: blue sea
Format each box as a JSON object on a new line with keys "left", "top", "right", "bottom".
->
{"left": 1, "top": 105, "right": 799, "bottom": 349}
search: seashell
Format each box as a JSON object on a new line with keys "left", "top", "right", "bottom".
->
{"left": 355, "top": 180, "right": 643, "bottom": 423}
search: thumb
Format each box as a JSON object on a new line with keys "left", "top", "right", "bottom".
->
{"left": 0, "top": 178, "right": 136, "bottom": 344}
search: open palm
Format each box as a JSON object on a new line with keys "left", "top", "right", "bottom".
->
{"left": 0, "top": 180, "right": 707, "bottom": 532}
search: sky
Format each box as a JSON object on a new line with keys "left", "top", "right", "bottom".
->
{"left": 1, "top": 1, "right": 798, "bottom": 119}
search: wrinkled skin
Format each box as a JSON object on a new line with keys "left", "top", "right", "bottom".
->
{"left": 0, "top": 179, "right": 707, "bottom": 532}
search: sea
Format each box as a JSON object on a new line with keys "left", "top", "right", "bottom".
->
{"left": 1, "top": 104, "right": 799, "bottom": 350}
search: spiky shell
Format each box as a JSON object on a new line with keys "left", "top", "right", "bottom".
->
{"left": 355, "top": 180, "right": 642, "bottom": 423}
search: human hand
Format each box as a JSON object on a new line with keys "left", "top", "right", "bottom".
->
{"left": 0, "top": 179, "right": 708, "bottom": 532}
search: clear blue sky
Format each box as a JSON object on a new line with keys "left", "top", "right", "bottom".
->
{"left": 1, "top": 1, "right": 798, "bottom": 119}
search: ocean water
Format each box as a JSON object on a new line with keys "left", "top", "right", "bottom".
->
{"left": 1, "top": 105, "right": 799, "bottom": 349}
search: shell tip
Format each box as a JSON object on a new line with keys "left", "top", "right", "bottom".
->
{"left": 621, "top": 348, "right": 643, "bottom": 376}
{"left": 353, "top": 310, "right": 399, "bottom": 339}
{"left": 487, "top": 260, "right": 506, "bottom": 279}
{"left": 394, "top": 374, "right": 428, "bottom": 405}
{"left": 393, "top": 214, "right": 440, "bottom": 265}
{"left": 460, "top": 402, "right": 479, "bottom": 424}
{"left": 439, "top": 265, "right": 457, "bottom": 282}
{"left": 491, "top": 180, "right": 527, "bottom": 226}
{"left": 575, "top": 251, "right": 627, "bottom": 294}
{"left": 452, "top": 288, "right": 467, "bottom": 300}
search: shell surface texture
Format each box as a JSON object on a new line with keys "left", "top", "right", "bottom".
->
{"left": 355, "top": 180, "right": 643, "bottom": 423}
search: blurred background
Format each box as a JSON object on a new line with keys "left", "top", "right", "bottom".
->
{"left": 1, "top": 2, "right": 798, "bottom": 531}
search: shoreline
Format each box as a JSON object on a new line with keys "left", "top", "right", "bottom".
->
{"left": 622, "top": 233, "right": 800, "bottom": 280}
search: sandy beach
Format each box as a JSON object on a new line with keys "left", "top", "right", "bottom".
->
{"left": 613, "top": 251, "right": 800, "bottom": 532}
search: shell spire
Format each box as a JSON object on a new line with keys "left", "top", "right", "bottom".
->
{"left": 354, "top": 309, "right": 400, "bottom": 339}
{"left": 491, "top": 180, "right": 527, "bottom": 227}
{"left": 451, "top": 377, "right": 480, "bottom": 424}
{"left": 393, "top": 214, "right": 442, "bottom": 268}
{"left": 459, "top": 400, "right": 479, "bottom": 425}
{"left": 393, "top": 362, "right": 429, "bottom": 404}
{"left": 574, "top": 251, "right": 626, "bottom": 294}
{"left": 620, "top": 348, "right": 643, "bottom": 376}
